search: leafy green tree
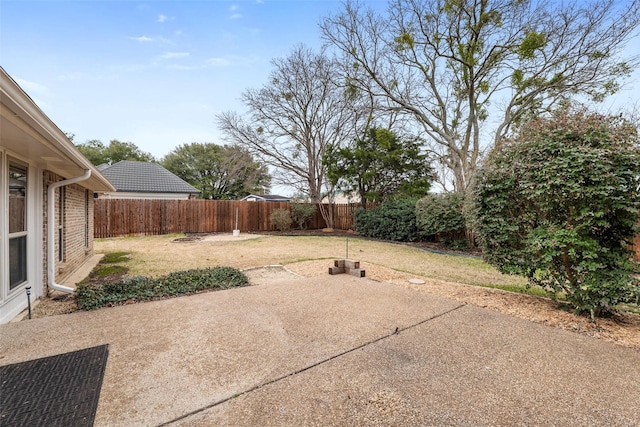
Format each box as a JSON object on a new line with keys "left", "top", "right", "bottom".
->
{"left": 474, "top": 109, "right": 640, "bottom": 319}
{"left": 76, "top": 139, "right": 107, "bottom": 165}
{"left": 322, "top": 0, "right": 640, "bottom": 191}
{"left": 162, "top": 143, "right": 270, "bottom": 200}
{"left": 325, "top": 127, "right": 432, "bottom": 206}
{"left": 76, "top": 139, "right": 154, "bottom": 165}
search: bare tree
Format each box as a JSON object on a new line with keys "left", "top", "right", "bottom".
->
{"left": 321, "top": 0, "right": 640, "bottom": 191}
{"left": 217, "top": 44, "right": 368, "bottom": 227}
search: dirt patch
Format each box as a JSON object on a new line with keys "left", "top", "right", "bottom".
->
{"left": 172, "top": 233, "right": 265, "bottom": 243}
{"left": 285, "top": 259, "right": 640, "bottom": 351}
{"left": 243, "top": 265, "right": 302, "bottom": 285}
{"left": 28, "top": 293, "right": 77, "bottom": 318}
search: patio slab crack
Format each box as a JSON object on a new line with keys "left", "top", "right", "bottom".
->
{"left": 158, "top": 302, "right": 467, "bottom": 426}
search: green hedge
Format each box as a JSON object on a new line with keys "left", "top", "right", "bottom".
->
{"left": 354, "top": 198, "right": 419, "bottom": 242}
{"left": 76, "top": 266, "right": 249, "bottom": 310}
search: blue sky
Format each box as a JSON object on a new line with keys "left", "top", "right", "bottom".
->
{"left": 1, "top": 0, "right": 384, "bottom": 160}
{"left": 1, "top": 0, "right": 638, "bottom": 167}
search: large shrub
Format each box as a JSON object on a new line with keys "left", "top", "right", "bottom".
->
{"left": 290, "top": 203, "right": 317, "bottom": 229}
{"left": 416, "top": 193, "right": 467, "bottom": 246}
{"left": 269, "top": 208, "right": 292, "bottom": 231}
{"left": 354, "top": 198, "right": 419, "bottom": 242}
{"left": 474, "top": 109, "right": 640, "bottom": 318}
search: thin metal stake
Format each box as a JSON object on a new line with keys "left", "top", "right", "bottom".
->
{"left": 346, "top": 236, "right": 349, "bottom": 260}
{"left": 26, "top": 286, "right": 32, "bottom": 319}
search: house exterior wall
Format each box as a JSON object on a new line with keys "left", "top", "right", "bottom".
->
{"left": 43, "top": 171, "right": 94, "bottom": 288}
{"left": 0, "top": 158, "right": 97, "bottom": 324}
{"left": 1, "top": 66, "right": 113, "bottom": 323}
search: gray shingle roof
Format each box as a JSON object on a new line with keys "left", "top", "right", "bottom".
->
{"left": 241, "top": 194, "right": 290, "bottom": 202}
{"left": 99, "top": 161, "right": 200, "bottom": 194}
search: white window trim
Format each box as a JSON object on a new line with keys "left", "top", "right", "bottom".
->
{"left": 0, "top": 150, "right": 4, "bottom": 305}
{"left": 0, "top": 150, "right": 43, "bottom": 323}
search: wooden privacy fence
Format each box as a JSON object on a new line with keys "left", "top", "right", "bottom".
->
{"left": 94, "top": 199, "right": 361, "bottom": 238}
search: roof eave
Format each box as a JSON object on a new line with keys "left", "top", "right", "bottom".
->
{"left": 0, "top": 67, "right": 115, "bottom": 192}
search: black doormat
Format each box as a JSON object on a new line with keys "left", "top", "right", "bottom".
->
{"left": 0, "top": 344, "right": 109, "bottom": 427}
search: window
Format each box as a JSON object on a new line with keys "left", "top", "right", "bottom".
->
{"left": 8, "top": 162, "right": 28, "bottom": 289}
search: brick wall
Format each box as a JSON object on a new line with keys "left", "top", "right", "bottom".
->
{"left": 42, "top": 171, "right": 94, "bottom": 291}
{"left": 62, "top": 182, "right": 92, "bottom": 275}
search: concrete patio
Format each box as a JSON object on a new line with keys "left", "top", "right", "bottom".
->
{"left": 1, "top": 275, "right": 638, "bottom": 426}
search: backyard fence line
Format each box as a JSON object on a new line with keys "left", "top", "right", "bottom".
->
{"left": 94, "top": 198, "right": 640, "bottom": 262}
{"left": 93, "top": 198, "right": 362, "bottom": 238}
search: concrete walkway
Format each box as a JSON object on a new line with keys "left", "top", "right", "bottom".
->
{"left": 1, "top": 275, "right": 638, "bottom": 426}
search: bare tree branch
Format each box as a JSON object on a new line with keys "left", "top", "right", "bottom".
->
{"left": 321, "top": 0, "right": 640, "bottom": 191}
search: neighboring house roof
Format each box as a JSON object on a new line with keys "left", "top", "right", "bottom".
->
{"left": 99, "top": 161, "right": 200, "bottom": 194}
{"left": 321, "top": 192, "right": 361, "bottom": 204}
{"left": 241, "top": 194, "right": 291, "bottom": 202}
{"left": 0, "top": 67, "right": 114, "bottom": 192}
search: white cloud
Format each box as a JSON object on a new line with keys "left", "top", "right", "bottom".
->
{"left": 168, "top": 64, "right": 202, "bottom": 71}
{"left": 15, "top": 78, "right": 50, "bottom": 94}
{"left": 229, "top": 4, "right": 239, "bottom": 11}
{"left": 157, "top": 14, "right": 175, "bottom": 23}
{"left": 230, "top": 13, "right": 242, "bottom": 19}
{"left": 207, "top": 57, "right": 231, "bottom": 67}
{"left": 57, "top": 71, "right": 92, "bottom": 81}
{"left": 157, "top": 36, "right": 176, "bottom": 46}
{"left": 159, "top": 52, "right": 190, "bottom": 60}
{"left": 206, "top": 55, "right": 259, "bottom": 68}
{"left": 14, "top": 78, "right": 50, "bottom": 109}
{"left": 129, "top": 36, "right": 153, "bottom": 42}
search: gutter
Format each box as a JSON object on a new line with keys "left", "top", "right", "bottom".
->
{"left": 47, "top": 170, "right": 92, "bottom": 294}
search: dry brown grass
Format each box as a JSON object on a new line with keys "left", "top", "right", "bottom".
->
{"left": 95, "top": 234, "right": 526, "bottom": 287}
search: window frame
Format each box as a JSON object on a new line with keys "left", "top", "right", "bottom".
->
{"left": 6, "top": 158, "right": 29, "bottom": 293}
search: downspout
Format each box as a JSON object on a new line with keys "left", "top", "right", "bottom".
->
{"left": 47, "top": 170, "right": 91, "bottom": 294}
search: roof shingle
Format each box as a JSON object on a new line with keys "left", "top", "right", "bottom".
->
{"left": 99, "top": 161, "right": 200, "bottom": 194}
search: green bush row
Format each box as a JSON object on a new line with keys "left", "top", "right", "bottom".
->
{"left": 76, "top": 266, "right": 249, "bottom": 310}
{"left": 354, "top": 198, "right": 420, "bottom": 242}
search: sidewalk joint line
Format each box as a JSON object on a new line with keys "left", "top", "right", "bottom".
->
{"left": 158, "top": 303, "right": 466, "bottom": 426}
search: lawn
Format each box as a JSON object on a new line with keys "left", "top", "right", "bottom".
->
{"left": 95, "top": 233, "right": 528, "bottom": 288}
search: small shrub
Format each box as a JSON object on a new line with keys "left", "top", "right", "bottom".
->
{"left": 354, "top": 198, "right": 419, "bottom": 242}
{"left": 154, "top": 267, "right": 249, "bottom": 295}
{"left": 445, "top": 237, "right": 470, "bottom": 251}
{"left": 75, "top": 267, "right": 249, "bottom": 310}
{"left": 270, "top": 208, "right": 292, "bottom": 231}
{"left": 290, "top": 203, "right": 317, "bottom": 229}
